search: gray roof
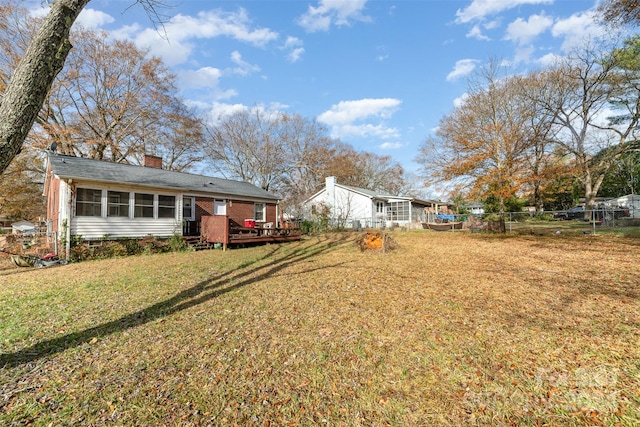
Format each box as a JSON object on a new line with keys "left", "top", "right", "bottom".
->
{"left": 47, "top": 154, "right": 279, "bottom": 201}
{"left": 335, "top": 184, "right": 442, "bottom": 206}
{"left": 340, "top": 184, "right": 399, "bottom": 200}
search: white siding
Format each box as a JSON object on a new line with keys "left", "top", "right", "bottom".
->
{"left": 67, "top": 181, "right": 183, "bottom": 240}
{"left": 333, "top": 186, "right": 372, "bottom": 220}
{"left": 72, "top": 217, "right": 182, "bottom": 239}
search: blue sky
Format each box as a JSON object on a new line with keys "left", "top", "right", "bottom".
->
{"left": 29, "top": 0, "right": 617, "bottom": 176}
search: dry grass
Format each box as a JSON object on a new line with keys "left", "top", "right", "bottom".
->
{"left": 1, "top": 231, "right": 639, "bottom": 426}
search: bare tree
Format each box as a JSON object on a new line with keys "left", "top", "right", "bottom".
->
{"left": 33, "top": 26, "right": 202, "bottom": 168}
{"left": 599, "top": 0, "right": 640, "bottom": 27}
{"left": 204, "top": 107, "right": 407, "bottom": 218}
{"left": 533, "top": 42, "right": 640, "bottom": 217}
{"left": 204, "top": 108, "right": 292, "bottom": 191}
{"left": 0, "top": 0, "right": 169, "bottom": 174}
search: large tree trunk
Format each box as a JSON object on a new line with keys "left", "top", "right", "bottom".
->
{"left": 0, "top": 0, "right": 89, "bottom": 174}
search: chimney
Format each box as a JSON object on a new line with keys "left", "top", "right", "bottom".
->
{"left": 143, "top": 154, "right": 163, "bottom": 169}
{"left": 325, "top": 176, "right": 336, "bottom": 215}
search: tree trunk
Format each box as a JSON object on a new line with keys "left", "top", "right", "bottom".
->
{"left": 0, "top": 0, "right": 89, "bottom": 174}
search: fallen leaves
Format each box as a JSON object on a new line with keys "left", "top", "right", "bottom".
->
{"left": 0, "top": 232, "right": 638, "bottom": 425}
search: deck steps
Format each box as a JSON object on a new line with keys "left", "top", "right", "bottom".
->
{"left": 183, "top": 236, "right": 216, "bottom": 251}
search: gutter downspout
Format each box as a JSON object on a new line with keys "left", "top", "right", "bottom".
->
{"left": 65, "top": 178, "right": 72, "bottom": 260}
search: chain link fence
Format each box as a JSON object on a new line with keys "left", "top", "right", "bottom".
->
{"left": 334, "top": 205, "right": 640, "bottom": 234}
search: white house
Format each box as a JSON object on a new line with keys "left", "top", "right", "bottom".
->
{"left": 305, "top": 176, "right": 438, "bottom": 229}
{"left": 11, "top": 220, "right": 36, "bottom": 234}
{"left": 604, "top": 194, "right": 640, "bottom": 218}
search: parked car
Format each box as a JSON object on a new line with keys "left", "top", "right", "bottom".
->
{"left": 553, "top": 204, "right": 630, "bottom": 221}
{"left": 553, "top": 205, "right": 585, "bottom": 220}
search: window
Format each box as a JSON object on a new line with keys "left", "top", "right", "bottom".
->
{"left": 376, "top": 202, "right": 385, "bottom": 214}
{"left": 76, "top": 188, "right": 102, "bottom": 217}
{"left": 183, "top": 197, "right": 195, "bottom": 220}
{"left": 254, "top": 202, "right": 265, "bottom": 222}
{"left": 134, "top": 193, "right": 154, "bottom": 218}
{"left": 158, "top": 195, "right": 176, "bottom": 218}
{"left": 107, "top": 191, "right": 130, "bottom": 217}
{"left": 388, "top": 201, "right": 410, "bottom": 221}
{"left": 214, "top": 199, "right": 226, "bottom": 216}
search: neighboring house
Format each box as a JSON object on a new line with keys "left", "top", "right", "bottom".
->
{"left": 44, "top": 154, "right": 281, "bottom": 255}
{"left": 604, "top": 194, "right": 640, "bottom": 218}
{"left": 304, "top": 176, "right": 440, "bottom": 228}
{"left": 468, "top": 202, "right": 485, "bottom": 216}
{"left": 11, "top": 220, "right": 36, "bottom": 234}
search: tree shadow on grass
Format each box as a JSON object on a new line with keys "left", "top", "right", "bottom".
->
{"left": 0, "top": 235, "right": 352, "bottom": 369}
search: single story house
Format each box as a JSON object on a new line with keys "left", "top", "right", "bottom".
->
{"left": 304, "top": 176, "right": 443, "bottom": 229}
{"left": 11, "top": 220, "right": 37, "bottom": 234}
{"left": 468, "top": 202, "right": 485, "bottom": 216}
{"left": 44, "top": 154, "right": 282, "bottom": 255}
{"left": 604, "top": 194, "right": 640, "bottom": 218}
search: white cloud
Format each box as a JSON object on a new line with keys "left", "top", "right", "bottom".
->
{"left": 453, "top": 93, "right": 469, "bottom": 108}
{"left": 109, "top": 23, "right": 142, "bottom": 40}
{"left": 551, "top": 11, "right": 608, "bottom": 52}
{"left": 505, "top": 13, "right": 553, "bottom": 45}
{"left": 287, "top": 47, "right": 305, "bottom": 63}
{"left": 297, "top": 0, "right": 372, "bottom": 33}
{"left": 467, "top": 24, "right": 490, "bottom": 41}
{"left": 205, "top": 102, "right": 249, "bottom": 125}
{"left": 180, "top": 67, "right": 223, "bottom": 89}
{"left": 376, "top": 45, "right": 389, "bottom": 61}
{"left": 131, "top": 8, "right": 278, "bottom": 66}
{"left": 282, "top": 37, "right": 305, "bottom": 62}
{"left": 284, "top": 36, "right": 303, "bottom": 49}
{"left": 29, "top": 5, "right": 115, "bottom": 28}
{"left": 446, "top": 59, "right": 479, "bottom": 81}
{"left": 201, "top": 102, "right": 290, "bottom": 126}
{"left": 456, "top": 0, "right": 553, "bottom": 24}
{"left": 77, "top": 8, "right": 115, "bottom": 28}
{"left": 380, "top": 142, "right": 403, "bottom": 149}
{"left": 513, "top": 45, "right": 536, "bottom": 63}
{"left": 229, "top": 51, "right": 260, "bottom": 76}
{"left": 179, "top": 67, "right": 238, "bottom": 102}
{"left": 537, "top": 52, "right": 561, "bottom": 67}
{"left": 317, "top": 98, "right": 401, "bottom": 139}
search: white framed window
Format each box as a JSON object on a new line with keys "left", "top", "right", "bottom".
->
{"left": 182, "top": 197, "right": 195, "bottom": 220}
{"left": 158, "top": 195, "right": 176, "bottom": 218}
{"left": 214, "top": 199, "right": 226, "bottom": 216}
{"left": 76, "top": 188, "right": 103, "bottom": 217}
{"left": 254, "top": 202, "right": 266, "bottom": 222}
{"left": 134, "top": 193, "right": 155, "bottom": 218}
{"left": 376, "top": 201, "right": 385, "bottom": 214}
{"left": 389, "top": 201, "right": 410, "bottom": 221}
{"left": 107, "top": 191, "right": 130, "bottom": 217}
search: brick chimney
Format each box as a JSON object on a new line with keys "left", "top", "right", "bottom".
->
{"left": 143, "top": 154, "right": 162, "bottom": 169}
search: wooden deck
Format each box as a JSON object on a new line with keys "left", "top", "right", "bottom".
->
{"left": 186, "top": 216, "right": 302, "bottom": 250}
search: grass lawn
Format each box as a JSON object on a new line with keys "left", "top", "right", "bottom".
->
{"left": 1, "top": 231, "right": 638, "bottom": 426}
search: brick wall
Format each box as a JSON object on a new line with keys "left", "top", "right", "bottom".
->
{"left": 193, "top": 197, "right": 277, "bottom": 227}
{"left": 195, "top": 198, "right": 214, "bottom": 220}
{"left": 228, "top": 200, "right": 277, "bottom": 226}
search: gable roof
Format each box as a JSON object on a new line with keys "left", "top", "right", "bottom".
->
{"left": 308, "top": 182, "right": 439, "bottom": 206}
{"left": 339, "top": 184, "right": 401, "bottom": 200}
{"left": 47, "top": 154, "right": 279, "bottom": 201}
